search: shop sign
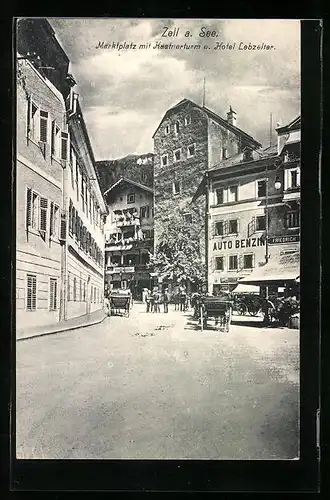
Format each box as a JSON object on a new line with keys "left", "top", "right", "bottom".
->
{"left": 112, "top": 266, "right": 135, "bottom": 273}
{"left": 268, "top": 235, "right": 300, "bottom": 244}
{"left": 213, "top": 237, "right": 265, "bottom": 251}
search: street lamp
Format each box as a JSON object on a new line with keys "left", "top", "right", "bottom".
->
{"left": 264, "top": 164, "right": 282, "bottom": 325}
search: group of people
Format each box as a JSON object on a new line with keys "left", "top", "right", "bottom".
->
{"left": 142, "top": 286, "right": 193, "bottom": 314}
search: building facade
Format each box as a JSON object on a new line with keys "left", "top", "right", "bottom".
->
{"left": 16, "top": 19, "right": 107, "bottom": 329}
{"left": 152, "top": 98, "right": 260, "bottom": 292}
{"left": 104, "top": 177, "right": 154, "bottom": 299}
{"left": 193, "top": 116, "right": 301, "bottom": 295}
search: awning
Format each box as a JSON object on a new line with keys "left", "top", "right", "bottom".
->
{"left": 239, "top": 251, "right": 300, "bottom": 285}
{"left": 232, "top": 284, "right": 260, "bottom": 294}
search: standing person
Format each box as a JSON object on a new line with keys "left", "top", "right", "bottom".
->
{"left": 163, "top": 288, "right": 169, "bottom": 313}
{"left": 180, "top": 287, "right": 187, "bottom": 312}
{"left": 145, "top": 289, "right": 151, "bottom": 313}
{"left": 153, "top": 287, "right": 160, "bottom": 313}
{"left": 104, "top": 293, "right": 110, "bottom": 317}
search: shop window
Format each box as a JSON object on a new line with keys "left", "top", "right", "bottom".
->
{"left": 216, "top": 188, "right": 224, "bottom": 205}
{"left": 243, "top": 254, "right": 254, "bottom": 269}
{"left": 228, "top": 255, "right": 238, "bottom": 270}
{"left": 26, "top": 274, "right": 37, "bottom": 311}
{"left": 257, "top": 180, "right": 266, "bottom": 198}
{"left": 228, "top": 219, "right": 238, "bottom": 234}
{"left": 256, "top": 215, "right": 266, "bottom": 231}
{"left": 215, "top": 256, "right": 224, "bottom": 271}
{"left": 228, "top": 185, "right": 238, "bottom": 202}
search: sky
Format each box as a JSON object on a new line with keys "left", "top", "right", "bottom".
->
{"left": 49, "top": 18, "right": 301, "bottom": 161}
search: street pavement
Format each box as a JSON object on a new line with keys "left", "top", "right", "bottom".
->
{"left": 16, "top": 303, "right": 299, "bottom": 460}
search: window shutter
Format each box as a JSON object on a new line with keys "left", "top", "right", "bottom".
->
{"left": 224, "top": 220, "right": 228, "bottom": 235}
{"left": 67, "top": 273, "right": 71, "bottom": 302}
{"left": 27, "top": 274, "right": 37, "bottom": 311}
{"left": 50, "top": 278, "right": 57, "bottom": 310}
{"left": 248, "top": 217, "right": 255, "bottom": 238}
{"left": 59, "top": 211, "right": 67, "bottom": 241}
{"left": 49, "top": 202, "right": 54, "bottom": 237}
{"left": 236, "top": 219, "right": 240, "bottom": 234}
{"left": 26, "top": 95, "right": 32, "bottom": 137}
{"left": 39, "top": 197, "right": 48, "bottom": 233}
{"left": 51, "top": 120, "right": 56, "bottom": 156}
{"left": 61, "top": 132, "right": 68, "bottom": 160}
{"left": 69, "top": 200, "right": 72, "bottom": 235}
{"left": 26, "top": 187, "right": 32, "bottom": 229}
{"left": 252, "top": 254, "right": 255, "bottom": 268}
{"left": 39, "top": 110, "right": 48, "bottom": 143}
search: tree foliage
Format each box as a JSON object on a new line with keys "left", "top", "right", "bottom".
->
{"left": 150, "top": 211, "right": 205, "bottom": 284}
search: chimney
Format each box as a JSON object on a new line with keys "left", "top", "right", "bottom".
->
{"left": 227, "top": 105, "right": 237, "bottom": 126}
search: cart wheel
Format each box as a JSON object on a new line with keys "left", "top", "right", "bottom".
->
{"left": 249, "top": 307, "right": 260, "bottom": 316}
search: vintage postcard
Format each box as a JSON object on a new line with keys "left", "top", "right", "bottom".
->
{"left": 15, "top": 18, "right": 304, "bottom": 465}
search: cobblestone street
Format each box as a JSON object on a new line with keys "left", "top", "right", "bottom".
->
{"left": 16, "top": 303, "right": 299, "bottom": 460}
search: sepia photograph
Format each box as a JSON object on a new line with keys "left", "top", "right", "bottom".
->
{"left": 15, "top": 18, "right": 301, "bottom": 461}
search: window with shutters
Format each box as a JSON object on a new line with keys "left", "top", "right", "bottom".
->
{"left": 81, "top": 177, "right": 85, "bottom": 212}
{"left": 75, "top": 162, "right": 80, "bottom": 199}
{"left": 39, "top": 197, "right": 48, "bottom": 237}
{"left": 256, "top": 215, "right": 266, "bottom": 231}
{"left": 29, "top": 101, "right": 39, "bottom": 141}
{"left": 228, "top": 185, "right": 238, "bottom": 202}
{"left": 51, "top": 121, "right": 61, "bottom": 158}
{"left": 61, "top": 132, "right": 68, "bottom": 160}
{"left": 49, "top": 202, "right": 60, "bottom": 238}
{"left": 83, "top": 281, "right": 86, "bottom": 302}
{"left": 228, "top": 219, "right": 238, "bottom": 234}
{"left": 215, "top": 188, "right": 224, "bottom": 205}
{"left": 39, "top": 110, "right": 48, "bottom": 143}
{"left": 243, "top": 254, "right": 254, "bottom": 269}
{"left": 228, "top": 255, "right": 238, "bottom": 270}
{"left": 73, "top": 277, "right": 77, "bottom": 302}
{"left": 26, "top": 274, "right": 37, "bottom": 311}
{"left": 26, "top": 187, "right": 32, "bottom": 230}
{"left": 49, "top": 278, "right": 58, "bottom": 310}
{"left": 215, "top": 256, "right": 224, "bottom": 271}
{"left": 31, "top": 191, "right": 39, "bottom": 229}
{"left": 67, "top": 273, "right": 71, "bottom": 301}
{"left": 214, "top": 221, "right": 224, "bottom": 236}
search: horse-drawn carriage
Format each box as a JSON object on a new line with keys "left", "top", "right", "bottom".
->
{"left": 108, "top": 289, "right": 131, "bottom": 317}
{"left": 199, "top": 297, "right": 233, "bottom": 332}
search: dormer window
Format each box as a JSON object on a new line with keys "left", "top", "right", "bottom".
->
{"left": 243, "top": 148, "right": 253, "bottom": 162}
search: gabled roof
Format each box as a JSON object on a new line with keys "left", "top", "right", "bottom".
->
{"left": 276, "top": 116, "right": 301, "bottom": 134}
{"left": 152, "top": 98, "right": 261, "bottom": 148}
{"left": 103, "top": 176, "right": 153, "bottom": 196}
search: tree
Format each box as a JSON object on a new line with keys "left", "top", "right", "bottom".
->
{"left": 150, "top": 211, "right": 205, "bottom": 285}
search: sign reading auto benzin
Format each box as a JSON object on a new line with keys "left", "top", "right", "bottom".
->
{"left": 268, "top": 235, "right": 300, "bottom": 244}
